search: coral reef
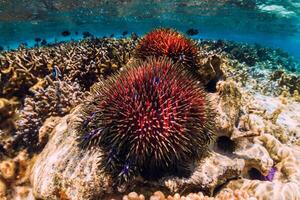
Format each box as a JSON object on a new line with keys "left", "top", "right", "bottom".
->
{"left": 28, "top": 76, "right": 300, "bottom": 200}
{"left": 0, "top": 37, "right": 137, "bottom": 156}
{"left": 200, "top": 40, "right": 298, "bottom": 71}
{"left": 198, "top": 39, "right": 300, "bottom": 96}
{"left": 0, "top": 97, "right": 19, "bottom": 158}
{"left": 29, "top": 96, "right": 242, "bottom": 200}
{"left": 196, "top": 54, "right": 224, "bottom": 87}
{"left": 78, "top": 57, "right": 215, "bottom": 183}
{"left": 1, "top": 36, "right": 300, "bottom": 200}
{"left": 0, "top": 38, "right": 136, "bottom": 99}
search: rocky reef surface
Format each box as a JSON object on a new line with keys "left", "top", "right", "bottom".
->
{"left": 0, "top": 34, "right": 300, "bottom": 200}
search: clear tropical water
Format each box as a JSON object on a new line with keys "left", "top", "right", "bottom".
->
{"left": 0, "top": 0, "right": 300, "bottom": 61}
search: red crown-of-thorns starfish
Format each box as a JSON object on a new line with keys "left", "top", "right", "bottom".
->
{"left": 135, "top": 28, "right": 200, "bottom": 68}
{"left": 79, "top": 57, "right": 215, "bottom": 182}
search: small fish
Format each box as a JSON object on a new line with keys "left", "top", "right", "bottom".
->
{"left": 61, "top": 30, "right": 71, "bottom": 37}
{"left": 34, "top": 37, "right": 41, "bottom": 43}
{"left": 186, "top": 28, "right": 199, "bottom": 36}
{"left": 52, "top": 65, "right": 62, "bottom": 79}
{"left": 41, "top": 39, "right": 47, "bottom": 46}
{"left": 82, "top": 31, "right": 93, "bottom": 38}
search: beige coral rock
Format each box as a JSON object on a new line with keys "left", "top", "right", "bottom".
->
{"left": 0, "top": 179, "right": 7, "bottom": 198}
{"left": 216, "top": 189, "right": 257, "bottom": 200}
{"left": 0, "top": 150, "right": 35, "bottom": 200}
{"left": 13, "top": 151, "right": 35, "bottom": 186}
{"left": 12, "top": 186, "right": 35, "bottom": 200}
{"left": 234, "top": 140, "right": 273, "bottom": 176}
{"left": 163, "top": 152, "right": 245, "bottom": 195}
{"left": 231, "top": 114, "right": 264, "bottom": 139}
{"left": 215, "top": 80, "right": 242, "bottom": 136}
{"left": 226, "top": 134, "right": 300, "bottom": 200}
{"left": 123, "top": 192, "right": 145, "bottom": 200}
{"left": 293, "top": 90, "right": 300, "bottom": 102}
{"left": 30, "top": 107, "right": 112, "bottom": 200}
{"left": 0, "top": 159, "right": 16, "bottom": 180}
{"left": 122, "top": 189, "right": 256, "bottom": 200}
{"left": 0, "top": 97, "right": 19, "bottom": 132}
{"left": 197, "top": 55, "right": 224, "bottom": 85}
{"left": 253, "top": 93, "right": 300, "bottom": 144}
{"left": 38, "top": 116, "right": 61, "bottom": 146}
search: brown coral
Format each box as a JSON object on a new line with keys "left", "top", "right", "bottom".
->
{"left": 14, "top": 79, "right": 87, "bottom": 153}
{"left": 0, "top": 38, "right": 136, "bottom": 99}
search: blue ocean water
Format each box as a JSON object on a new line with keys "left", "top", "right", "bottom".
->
{"left": 0, "top": 0, "right": 300, "bottom": 61}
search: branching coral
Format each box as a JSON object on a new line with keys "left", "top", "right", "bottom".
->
{"left": 14, "top": 78, "right": 87, "bottom": 153}
{"left": 0, "top": 97, "right": 19, "bottom": 131}
{"left": 0, "top": 38, "right": 136, "bottom": 99}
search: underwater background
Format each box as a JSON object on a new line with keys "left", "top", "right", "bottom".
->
{"left": 0, "top": 0, "right": 300, "bottom": 61}
{"left": 1, "top": 1, "right": 300, "bottom": 200}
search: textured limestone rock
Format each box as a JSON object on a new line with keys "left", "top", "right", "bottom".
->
{"left": 123, "top": 189, "right": 257, "bottom": 200}
{"left": 234, "top": 139, "right": 273, "bottom": 176}
{"left": 253, "top": 93, "right": 300, "bottom": 144}
{"left": 215, "top": 80, "right": 242, "bottom": 136}
{"left": 30, "top": 107, "right": 112, "bottom": 200}
{"left": 163, "top": 152, "right": 245, "bottom": 195}
{"left": 0, "top": 179, "right": 7, "bottom": 198}
{"left": 29, "top": 78, "right": 300, "bottom": 200}
{"left": 227, "top": 134, "right": 300, "bottom": 200}
{"left": 197, "top": 54, "right": 224, "bottom": 85}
